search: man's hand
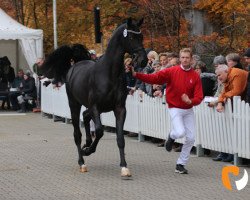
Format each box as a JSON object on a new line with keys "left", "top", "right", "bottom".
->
{"left": 181, "top": 93, "right": 192, "bottom": 105}
{"left": 216, "top": 102, "right": 224, "bottom": 112}
{"left": 129, "top": 66, "right": 136, "bottom": 77}
{"left": 208, "top": 101, "right": 216, "bottom": 107}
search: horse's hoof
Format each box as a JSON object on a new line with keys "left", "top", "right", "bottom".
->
{"left": 80, "top": 164, "right": 88, "bottom": 173}
{"left": 121, "top": 167, "right": 132, "bottom": 179}
{"left": 81, "top": 147, "right": 92, "bottom": 156}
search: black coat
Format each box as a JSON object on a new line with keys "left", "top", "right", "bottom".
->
{"left": 22, "top": 77, "right": 37, "bottom": 98}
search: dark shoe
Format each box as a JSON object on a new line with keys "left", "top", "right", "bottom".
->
{"left": 204, "top": 149, "right": 211, "bottom": 156}
{"left": 212, "top": 157, "right": 222, "bottom": 161}
{"left": 157, "top": 142, "right": 165, "bottom": 147}
{"left": 175, "top": 164, "right": 188, "bottom": 174}
{"left": 165, "top": 135, "right": 175, "bottom": 152}
{"left": 222, "top": 154, "right": 234, "bottom": 162}
{"left": 17, "top": 109, "right": 26, "bottom": 113}
{"left": 173, "top": 146, "right": 182, "bottom": 152}
{"left": 127, "top": 132, "right": 138, "bottom": 137}
{"left": 54, "top": 116, "right": 64, "bottom": 122}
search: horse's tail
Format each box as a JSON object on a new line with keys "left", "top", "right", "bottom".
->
{"left": 41, "top": 44, "right": 91, "bottom": 82}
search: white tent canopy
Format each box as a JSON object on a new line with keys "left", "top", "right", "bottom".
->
{"left": 0, "top": 8, "right": 43, "bottom": 73}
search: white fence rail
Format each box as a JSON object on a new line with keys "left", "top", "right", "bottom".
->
{"left": 41, "top": 84, "right": 250, "bottom": 160}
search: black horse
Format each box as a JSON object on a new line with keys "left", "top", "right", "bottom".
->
{"left": 42, "top": 18, "right": 148, "bottom": 177}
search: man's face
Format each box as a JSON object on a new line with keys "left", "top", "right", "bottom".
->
{"left": 160, "top": 56, "right": 168, "bottom": 67}
{"left": 227, "top": 59, "right": 237, "bottom": 68}
{"left": 244, "top": 57, "right": 250, "bottom": 65}
{"left": 18, "top": 71, "right": 24, "bottom": 78}
{"left": 36, "top": 58, "right": 44, "bottom": 67}
{"left": 180, "top": 52, "right": 192, "bottom": 68}
{"left": 216, "top": 70, "right": 228, "bottom": 83}
{"left": 147, "top": 54, "right": 155, "bottom": 65}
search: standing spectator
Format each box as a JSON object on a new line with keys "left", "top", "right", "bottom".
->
{"left": 159, "top": 53, "right": 169, "bottom": 69}
{"left": 132, "top": 48, "right": 203, "bottom": 174}
{"left": 168, "top": 53, "right": 180, "bottom": 67}
{"left": 208, "top": 55, "right": 227, "bottom": 107}
{"left": 33, "top": 58, "right": 44, "bottom": 77}
{"left": 213, "top": 64, "right": 248, "bottom": 162}
{"left": 138, "top": 51, "right": 159, "bottom": 97}
{"left": 191, "top": 54, "right": 201, "bottom": 68}
{"left": 0, "top": 56, "right": 15, "bottom": 84}
{"left": 226, "top": 53, "right": 243, "bottom": 69}
{"left": 147, "top": 51, "right": 159, "bottom": 66}
{"left": 124, "top": 58, "right": 136, "bottom": 95}
{"left": 152, "top": 60, "right": 163, "bottom": 98}
{"left": 194, "top": 61, "right": 217, "bottom": 97}
{"left": 216, "top": 64, "right": 248, "bottom": 112}
{"left": 243, "top": 48, "right": 250, "bottom": 103}
{"left": 33, "top": 58, "right": 44, "bottom": 110}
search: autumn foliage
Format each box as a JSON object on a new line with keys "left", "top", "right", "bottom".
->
{"left": 0, "top": 0, "right": 249, "bottom": 56}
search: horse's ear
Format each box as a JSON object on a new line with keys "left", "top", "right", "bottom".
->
{"left": 137, "top": 18, "right": 144, "bottom": 27}
{"left": 127, "top": 17, "right": 132, "bottom": 28}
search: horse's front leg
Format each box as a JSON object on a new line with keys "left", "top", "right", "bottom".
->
{"left": 81, "top": 106, "right": 103, "bottom": 156}
{"left": 114, "top": 106, "right": 131, "bottom": 178}
{"left": 82, "top": 110, "right": 93, "bottom": 148}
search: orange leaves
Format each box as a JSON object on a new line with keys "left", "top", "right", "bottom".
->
{"left": 194, "top": 0, "right": 249, "bottom": 52}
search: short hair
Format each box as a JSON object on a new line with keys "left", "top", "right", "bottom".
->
{"left": 159, "top": 53, "right": 168, "bottom": 59}
{"left": 226, "top": 53, "right": 240, "bottom": 62}
{"left": 215, "top": 64, "right": 229, "bottom": 74}
{"left": 168, "top": 52, "right": 179, "bottom": 58}
{"left": 147, "top": 50, "right": 159, "bottom": 61}
{"left": 243, "top": 48, "right": 250, "bottom": 57}
{"left": 213, "top": 55, "right": 226, "bottom": 65}
{"left": 124, "top": 57, "right": 132, "bottom": 66}
{"left": 179, "top": 48, "right": 192, "bottom": 57}
{"left": 192, "top": 54, "right": 201, "bottom": 61}
{"left": 193, "top": 61, "right": 207, "bottom": 72}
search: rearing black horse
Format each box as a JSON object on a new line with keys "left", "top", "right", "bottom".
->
{"left": 42, "top": 18, "right": 147, "bottom": 177}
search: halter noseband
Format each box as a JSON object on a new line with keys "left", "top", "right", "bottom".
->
{"left": 123, "top": 29, "right": 141, "bottom": 38}
{"left": 127, "top": 29, "right": 141, "bottom": 35}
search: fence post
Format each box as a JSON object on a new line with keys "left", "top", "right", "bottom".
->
{"left": 233, "top": 96, "right": 241, "bottom": 166}
{"left": 196, "top": 144, "right": 204, "bottom": 157}
{"left": 138, "top": 132, "right": 145, "bottom": 142}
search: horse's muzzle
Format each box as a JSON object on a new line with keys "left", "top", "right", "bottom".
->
{"left": 133, "top": 50, "right": 148, "bottom": 69}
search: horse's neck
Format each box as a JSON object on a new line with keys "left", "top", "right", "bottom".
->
{"left": 103, "top": 43, "right": 125, "bottom": 78}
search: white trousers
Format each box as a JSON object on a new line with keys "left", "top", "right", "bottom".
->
{"left": 169, "top": 107, "right": 195, "bottom": 165}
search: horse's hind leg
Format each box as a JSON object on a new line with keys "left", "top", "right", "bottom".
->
{"left": 67, "top": 93, "right": 87, "bottom": 172}
{"left": 82, "top": 109, "right": 92, "bottom": 148}
{"left": 114, "top": 106, "right": 131, "bottom": 177}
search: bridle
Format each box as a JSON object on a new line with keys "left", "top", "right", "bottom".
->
{"left": 123, "top": 28, "right": 144, "bottom": 54}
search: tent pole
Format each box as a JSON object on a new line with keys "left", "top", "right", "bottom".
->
{"left": 53, "top": 0, "right": 58, "bottom": 50}
{"left": 16, "top": 40, "right": 19, "bottom": 72}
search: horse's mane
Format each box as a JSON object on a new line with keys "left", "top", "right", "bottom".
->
{"left": 41, "top": 44, "right": 91, "bottom": 82}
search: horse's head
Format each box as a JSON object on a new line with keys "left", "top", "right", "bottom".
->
{"left": 123, "top": 18, "right": 148, "bottom": 70}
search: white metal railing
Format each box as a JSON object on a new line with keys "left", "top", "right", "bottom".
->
{"left": 41, "top": 84, "right": 250, "bottom": 159}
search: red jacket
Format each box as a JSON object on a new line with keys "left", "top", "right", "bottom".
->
{"left": 135, "top": 65, "right": 203, "bottom": 109}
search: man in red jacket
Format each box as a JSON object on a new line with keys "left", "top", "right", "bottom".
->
{"left": 132, "top": 48, "right": 203, "bottom": 174}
